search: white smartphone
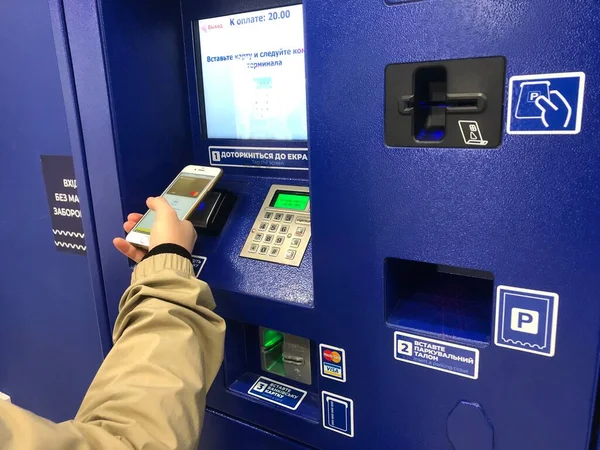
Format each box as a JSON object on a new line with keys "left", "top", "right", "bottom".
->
{"left": 125, "top": 165, "right": 223, "bottom": 248}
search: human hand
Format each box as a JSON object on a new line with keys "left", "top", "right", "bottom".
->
{"left": 145, "top": 196, "right": 197, "bottom": 253}
{"left": 113, "top": 197, "right": 197, "bottom": 263}
{"left": 113, "top": 212, "right": 147, "bottom": 263}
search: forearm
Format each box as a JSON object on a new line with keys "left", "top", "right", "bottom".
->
{"left": 74, "top": 253, "right": 226, "bottom": 449}
{"left": 0, "top": 253, "right": 225, "bottom": 450}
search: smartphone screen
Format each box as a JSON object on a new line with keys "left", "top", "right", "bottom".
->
{"left": 132, "top": 172, "right": 215, "bottom": 235}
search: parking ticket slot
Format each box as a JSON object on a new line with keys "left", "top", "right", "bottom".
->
{"left": 385, "top": 57, "right": 506, "bottom": 148}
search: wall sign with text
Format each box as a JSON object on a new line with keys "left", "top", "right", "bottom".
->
{"left": 40, "top": 155, "right": 86, "bottom": 255}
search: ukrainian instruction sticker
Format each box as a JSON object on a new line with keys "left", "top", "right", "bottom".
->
{"left": 191, "top": 255, "right": 207, "bottom": 278}
{"left": 394, "top": 332, "right": 479, "bottom": 379}
{"left": 319, "top": 344, "right": 346, "bottom": 382}
{"left": 209, "top": 146, "right": 308, "bottom": 170}
{"left": 248, "top": 376, "right": 307, "bottom": 410}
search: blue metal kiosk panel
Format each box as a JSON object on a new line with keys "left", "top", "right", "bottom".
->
{"left": 306, "top": 0, "right": 600, "bottom": 449}
{"left": 200, "top": 409, "right": 311, "bottom": 449}
{"left": 60, "top": 0, "right": 600, "bottom": 448}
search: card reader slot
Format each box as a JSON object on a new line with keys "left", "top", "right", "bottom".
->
{"left": 282, "top": 355, "right": 305, "bottom": 366}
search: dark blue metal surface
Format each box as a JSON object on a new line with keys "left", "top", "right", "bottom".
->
{"left": 0, "top": 0, "right": 107, "bottom": 421}
{"left": 200, "top": 409, "right": 311, "bottom": 449}
{"left": 306, "top": 1, "right": 600, "bottom": 449}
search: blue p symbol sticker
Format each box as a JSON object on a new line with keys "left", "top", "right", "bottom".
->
{"left": 510, "top": 308, "right": 539, "bottom": 335}
{"left": 495, "top": 286, "right": 559, "bottom": 357}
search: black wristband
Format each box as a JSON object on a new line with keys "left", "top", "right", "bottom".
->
{"left": 141, "top": 243, "right": 193, "bottom": 263}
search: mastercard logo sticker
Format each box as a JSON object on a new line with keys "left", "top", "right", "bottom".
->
{"left": 320, "top": 344, "right": 346, "bottom": 382}
{"left": 323, "top": 349, "right": 342, "bottom": 364}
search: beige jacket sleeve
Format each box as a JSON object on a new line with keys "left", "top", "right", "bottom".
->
{"left": 0, "top": 253, "right": 226, "bottom": 450}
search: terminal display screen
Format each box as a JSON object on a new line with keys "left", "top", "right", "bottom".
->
{"left": 197, "top": 5, "right": 307, "bottom": 141}
{"left": 272, "top": 191, "right": 309, "bottom": 211}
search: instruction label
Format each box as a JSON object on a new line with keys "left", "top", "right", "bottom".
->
{"left": 322, "top": 391, "right": 354, "bottom": 437}
{"left": 507, "top": 72, "right": 585, "bottom": 134}
{"left": 191, "top": 255, "right": 207, "bottom": 278}
{"left": 494, "top": 285, "right": 559, "bottom": 357}
{"left": 40, "top": 155, "right": 86, "bottom": 255}
{"left": 209, "top": 146, "right": 308, "bottom": 170}
{"left": 319, "top": 344, "right": 346, "bottom": 382}
{"left": 394, "top": 332, "right": 479, "bottom": 380}
{"left": 248, "top": 376, "right": 307, "bottom": 410}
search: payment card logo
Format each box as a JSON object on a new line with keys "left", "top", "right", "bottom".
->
{"left": 319, "top": 344, "right": 346, "bottom": 382}
{"left": 323, "top": 349, "right": 341, "bottom": 363}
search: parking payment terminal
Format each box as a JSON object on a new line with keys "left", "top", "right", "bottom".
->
{"left": 60, "top": 0, "right": 600, "bottom": 448}
{"left": 89, "top": 0, "right": 320, "bottom": 443}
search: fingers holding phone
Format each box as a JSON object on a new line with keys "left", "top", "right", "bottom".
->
{"left": 113, "top": 213, "right": 147, "bottom": 263}
{"left": 113, "top": 200, "right": 197, "bottom": 262}
{"left": 146, "top": 197, "right": 197, "bottom": 253}
{"left": 125, "top": 165, "right": 222, "bottom": 250}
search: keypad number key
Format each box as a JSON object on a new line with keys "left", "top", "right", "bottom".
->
{"left": 285, "top": 250, "right": 297, "bottom": 260}
{"left": 253, "top": 233, "right": 264, "bottom": 242}
{"left": 275, "top": 236, "right": 285, "bottom": 246}
{"left": 264, "top": 234, "right": 274, "bottom": 244}
{"left": 269, "top": 223, "right": 279, "bottom": 233}
{"left": 264, "top": 212, "right": 273, "bottom": 220}
{"left": 280, "top": 225, "right": 289, "bottom": 234}
{"left": 294, "top": 227, "right": 306, "bottom": 237}
{"left": 284, "top": 214, "right": 294, "bottom": 223}
{"left": 259, "top": 246, "right": 269, "bottom": 255}
{"left": 274, "top": 213, "right": 283, "bottom": 221}
{"left": 290, "top": 238, "right": 301, "bottom": 248}
{"left": 269, "top": 247, "right": 280, "bottom": 257}
{"left": 258, "top": 222, "right": 268, "bottom": 231}
{"left": 248, "top": 244, "right": 259, "bottom": 253}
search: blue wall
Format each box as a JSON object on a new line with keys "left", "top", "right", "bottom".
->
{"left": 0, "top": 0, "right": 108, "bottom": 421}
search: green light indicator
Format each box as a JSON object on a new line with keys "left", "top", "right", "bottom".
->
{"left": 263, "top": 329, "right": 283, "bottom": 350}
{"left": 262, "top": 329, "right": 285, "bottom": 376}
{"left": 273, "top": 193, "right": 309, "bottom": 211}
